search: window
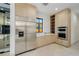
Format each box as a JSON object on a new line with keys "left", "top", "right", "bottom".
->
{"left": 36, "top": 18, "right": 43, "bottom": 33}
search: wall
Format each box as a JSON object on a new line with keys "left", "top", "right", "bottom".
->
{"left": 71, "top": 11, "right": 79, "bottom": 44}
{"left": 15, "top": 3, "right": 37, "bottom": 18}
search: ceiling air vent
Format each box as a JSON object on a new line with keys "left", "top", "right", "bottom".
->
{"left": 42, "top": 3, "right": 48, "bottom": 6}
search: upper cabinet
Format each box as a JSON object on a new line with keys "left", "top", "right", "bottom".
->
{"left": 15, "top": 3, "right": 37, "bottom": 18}
{"left": 55, "top": 9, "right": 70, "bottom": 26}
{"left": 55, "top": 8, "right": 71, "bottom": 34}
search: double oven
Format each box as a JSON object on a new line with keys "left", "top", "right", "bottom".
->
{"left": 58, "top": 26, "right": 67, "bottom": 40}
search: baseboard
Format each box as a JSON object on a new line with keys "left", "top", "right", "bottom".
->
{"left": 15, "top": 48, "right": 37, "bottom": 56}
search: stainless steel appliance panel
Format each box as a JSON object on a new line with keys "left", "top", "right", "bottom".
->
{"left": 15, "top": 17, "right": 36, "bottom": 54}
{"left": 25, "top": 22, "right": 36, "bottom": 51}
{"left": 15, "top": 26, "right": 26, "bottom": 54}
{"left": 25, "top": 33, "right": 36, "bottom": 50}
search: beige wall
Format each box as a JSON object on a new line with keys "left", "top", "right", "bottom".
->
{"left": 15, "top": 3, "right": 37, "bottom": 18}
{"left": 71, "top": 11, "right": 79, "bottom": 44}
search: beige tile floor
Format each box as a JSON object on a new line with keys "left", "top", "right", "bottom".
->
{"left": 0, "top": 52, "right": 9, "bottom": 56}
{"left": 0, "top": 41, "right": 79, "bottom": 56}
{"left": 19, "top": 41, "right": 79, "bottom": 56}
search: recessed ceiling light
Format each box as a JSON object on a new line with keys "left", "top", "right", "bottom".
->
{"left": 55, "top": 8, "right": 58, "bottom": 10}
{"left": 0, "top": 8, "right": 4, "bottom": 10}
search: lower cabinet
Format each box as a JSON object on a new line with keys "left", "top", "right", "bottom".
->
{"left": 37, "top": 35, "right": 57, "bottom": 47}
{"left": 56, "top": 38, "right": 70, "bottom": 47}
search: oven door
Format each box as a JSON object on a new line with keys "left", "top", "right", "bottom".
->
{"left": 58, "top": 33, "right": 66, "bottom": 38}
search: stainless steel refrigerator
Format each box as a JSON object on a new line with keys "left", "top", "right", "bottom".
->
{"left": 15, "top": 16, "right": 37, "bottom": 55}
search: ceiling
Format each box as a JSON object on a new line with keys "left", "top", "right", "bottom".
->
{"left": 0, "top": 3, "right": 79, "bottom": 15}
{"left": 31, "top": 3, "right": 79, "bottom": 15}
{"left": 0, "top": 3, "right": 10, "bottom": 8}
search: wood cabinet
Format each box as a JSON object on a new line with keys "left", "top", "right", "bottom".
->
{"left": 55, "top": 8, "right": 71, "bottom": 47}
{"left": 36, "top": 35, "right": 57, "bottom": 47}
{"left": 50, "top": 15, "right": 55, "bottom": 33}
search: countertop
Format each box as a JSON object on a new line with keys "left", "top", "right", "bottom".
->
{"left": 36, "top": 32, "right": 57, "bottom": 37}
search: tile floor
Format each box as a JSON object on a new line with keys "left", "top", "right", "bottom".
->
{"left": 0, "top": 52, "right": 9, "bottom": 56}
{"left": 19, "top": 43, "right": 79, "bottom": 56}
{"left": 0, "top": 41, "right": 79, "bottom": 56}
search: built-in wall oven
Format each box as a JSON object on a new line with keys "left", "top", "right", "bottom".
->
{"left": 58, "top": 26, "right": 67, "bottom": 40}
